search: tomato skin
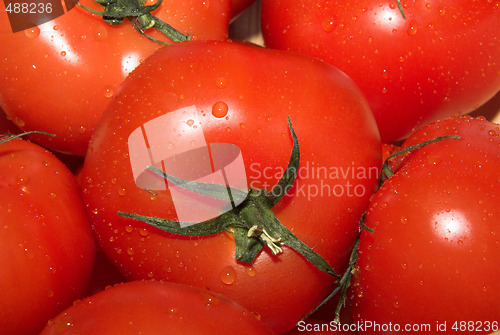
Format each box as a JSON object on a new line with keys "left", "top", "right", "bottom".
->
{"left": 0, "top": 137, "right": 96, "bottom": 335}
{"left": 350, "top": 116, "right": 500, "bottom": 334}
{"left": 261, "top": 1, "right": 500, "bottom": 143}
{"left": 40, "top": 280, "right": 276, "bottom": 335}
{"left": 230, "top": 0, "right": 256, "bottom": 18}
{"left": 79, "top": 40, "right": 381, "bottom": 333}
{"left": 0, "top": 0, "right": 230, "bottom": 155}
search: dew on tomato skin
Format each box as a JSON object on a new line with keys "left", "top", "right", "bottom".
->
{"left": 24, "top": 26, "right": 40, "bottom": 39}
{"left": 168, "top": 306, "right": 178, "bottom": 316}
{"left": 94, "top": 25, "right": 109, "bottom": 40}
{"left": 321, "top": 17, "right": 336, "bottom": 32}
{"left": 219, "top": 266, "right": 236, "bottom": 285}
{"left": 204, "top": 292, "right": 220, "bottom": 307}
{"left": 52, "top": 313, "right": 74, "bottom": 333}
{"left": 245, "top": 266, "right": 257, "bottom": 277}
{"left": 103, "top": 86, "right": 114, "bottom": 98}
{"left": 211, "top": 101, "right": 229, "bottom": 118}
{"left": 215, "top": 77, "right": 228, "bottom": 89}
{"left": 407, "top": 21, "right": 418, "bottom": 36}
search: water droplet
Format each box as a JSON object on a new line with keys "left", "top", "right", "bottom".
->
{"left": 49, "top": 192, "right": 57, "bottom": 199}
{"left": 139, "top": 229, "right": 149, "bottom": 237}
{"left": 401, "top": 263, "right": 408, "bottom": 270}
{"left": 60, "top": 51, "right": 66, "bottom": 57}
{"left": 53, "top": 314, "right": 74, "bottom": 332}
{"left": 321, "top": 18, "right": 335, "bottom": 32}
{"left": 118, "top": 188, "right": 127, "bottom": 196}
{"left": 168, "top": 307, "right": 178, "bottom": 315}
{"left": 25, "top": 26, "right": 40, "bottom": 39}
{"left": 251, "top": 311, "right": 262, "bottom": 321}
{"left": 202, "top": 0, "right": 209, "bottom": 10}
{"left": 53, "top": 25, "right": 59, "bottom": 31}
{"left": 186, "top": 119, "right": 195, "bottom": 127}
{"left": 407, "top": 21, "right": 418, "bottom": 36}
{"left": 125, "top": 225, "right": 133, "bottom": 233}
{"left": 103, "top": 86, "right": 114, "bottom": 98}
{"left": 215, "top": 77, "right": 227, "bottom": 89}
{"left": 127, "top": 247, "right": 134, "bottom": 255}
{"left": 245, "top": 266, "right": 257, "bottom": 277}
{"left": 219, "top": 266, "right": 236, "bottom": 285}
{"left": 204, "top": 292, "right": 220, "bottom": 307}
{"left": 94, "top": 25, "right": 108, "bottom": 40}
{"left": 212, "top": 101, "right": 229, "bottom": 118}
{"left": 14, "top": 117, "right": 25, "bottom": 127}
{"left": 393, "top": 301, "right": 400, "bottom": 309}
{"left": 427, "top": 156, "right": 441, "bottom": 165}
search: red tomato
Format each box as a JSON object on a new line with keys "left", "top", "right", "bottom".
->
{"left": 0, "top": 135, "right": 96, "bottom": 335}
{"left": 350, "top": 116, "right": 500, "bottom": 334}
{"left": 230, "top": 0, "right": 256, "bottom": 19}
{"left": 78, "top": 40, "right": 381, "bottom": 333}
{"left": 261, "top": 1, "right": 500, "bottom": 143}
{"left": 40, "top": 280, "right": 276, "bottom": 335}
{"left": 0, "top": 0, "right": 230, "bottom": 155}
{"left": 0, "top": 107, "right": 19, "bottom": 135}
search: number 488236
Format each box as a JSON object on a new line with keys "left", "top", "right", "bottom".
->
{"left": 5, "top": 2, "right": 52, "bottom": 14}
{"left": 452, "top": 321, "right": 499, "bottom": 332}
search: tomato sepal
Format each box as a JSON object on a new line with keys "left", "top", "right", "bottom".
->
{"left": 75, "top": 0, "right": 191, "bottom": 45}
{"left": 0, "top": 131, "right": 55, "bottom": 145}
{"left": 118, "top": 118, "right": 339, "bottom": 278}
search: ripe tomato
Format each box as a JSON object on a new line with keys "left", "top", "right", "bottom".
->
{"left": 261, "top": 1, "right": 500, "bottom": 143}
{"left": 0, "top": 0, "right": 230, "bottom": 155}
{"left": 230, "top": 0, "right": 256, "bottom": 19}
{"left": 78, "top": 40, "right": 381, "bottom": 333}
{"left": 0, "top": 135, "right": 96, "bottom": 335}
{"left": 40, "top": 280, "right": 276, "bottom": 335}
{"left": 350, "top": 116, "right": 500, "bottom": 334}
{"left": 0, "top": 107, "right": 19, "bottom": 135}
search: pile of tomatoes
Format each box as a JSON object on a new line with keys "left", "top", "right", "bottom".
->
{"left": 1, "top": 1, "right": 499, "bottom": 334}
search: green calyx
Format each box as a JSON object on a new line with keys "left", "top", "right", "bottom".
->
{"left": 118, "top": 118, "right": 339, "bottom": 278}
{"left": 76, "top": 0, "right": 191, "bottom": 45}
{"left": 0, "top": 131, "right": 55, "bottom": 145}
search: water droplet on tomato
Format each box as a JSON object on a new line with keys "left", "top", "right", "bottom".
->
{"left": 427, "top": 156, "right": 441, "bottom": 165}
{"left": 53, "top": 25, "right": 59, "bottom": 31}
{"left": 321, "top": 18, "right": 335, "bottom": 32}
{"left": 53, "top": 314, "right": 74, "bottom": 332}
{"left": 125, "top": 225, "right": 133, "bottom": 233}
{"left": 215, "top": 77, "right": 227, "bottom": 89}
{"left": 94, "top": 25, "right": 108, "bottom": 40}
{"left": 204, "top": 292, "right": 220, "bottom": 307}
{"left": 251, "top": 311, "right": 262, "bottom": 321}
{"left": 186, "top": 119, "right": 195, "bottom": 127}
{"left": 118, "top": 188, "right": 127, "bottom": 196}
{"left": 14, "top": 117, "right": 25, "bottom": 127}
{"left": 103, "top": 86, "right": 114, "bottom": 98}
{"left": 202, "top": 0, "right": 209, "bottom": 10}
{"left": 245, "top": 266, "right": 257, "bottom": 277}
{"left": 24, "top": 26, "right": 40, "bottom": 39}
{"left": 168, "top": 307, "right": 178, "bottom": 315}
{"left": 47, "top": 289, "right": 54, "bottom": 298}
{"left": 60, "top": 51, "right": 67, "bottom": 57}
{"left": 407, "top": 20, "right": 418, "bottom": 36}
{"left": 212, "top": 101, "right": 229, "bottom": 118}
{"left": 393, "top": 301, "right": 400, "bottom": 309}
{"left": 219, "top": 266, "right": 236, "bottom": 285}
